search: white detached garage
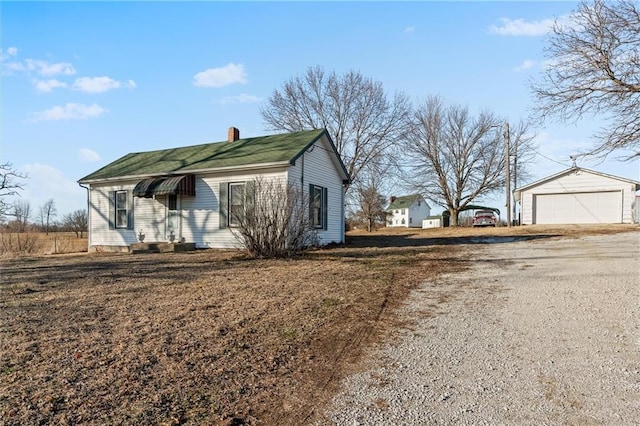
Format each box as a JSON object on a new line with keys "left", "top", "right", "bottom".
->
{"left": 514, "top": 167, "right": 640, "bottom": 225}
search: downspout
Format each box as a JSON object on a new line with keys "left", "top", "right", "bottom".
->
{"left": 341, "top": 183, "right": 346, "bottom": 243}
{"left": 300, "top": 151, "right": 304, "bottom": 189}
{"left": 78, "top": 183, "right": 90, "bottom": 248}
{"left": 300, "top": 151, "right": 305, "bottom": 210}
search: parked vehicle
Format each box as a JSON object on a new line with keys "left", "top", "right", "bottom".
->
{"left": 472, "top": 210, "right": 497, "bottom": 227}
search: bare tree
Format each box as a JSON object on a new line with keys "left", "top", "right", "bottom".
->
{"left": 11, "top": 200, "right": 31, "bottom": 232}
{"left": 403, "top": 96, "right": 534, "bottom": 226}
{"left": 353, "top": 186, "right": 388, "bottom": 232}
{"left": 351, "top": 159, "right": 393, "bottom": 232}
{"left": 509, "top": 120, "right": 537, "bottom": 190}
{"left": 63, "top": 209, "right": 88, "bottom": 238}
{"left": 532, "top": 0, "right": 640, "bottom": 159}
{"left": 261, "top": 66, "right": 411, "bottom": 187}
{"left": 37, "top": 199, "right": 57, "bottom": 234}
{"left": 0, "top": 162, "right": 27, "bottom": 221}
{"left": 231, "top": 178, "right": 318, "bottom": 258}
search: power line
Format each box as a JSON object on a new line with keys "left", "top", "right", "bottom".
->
{"left": 532, "top": 149, "right": 571, "bottom": 167}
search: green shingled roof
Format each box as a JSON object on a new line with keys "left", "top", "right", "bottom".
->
{"left": 79, "top": 129, "right": 329, "bottom": 182}
{"left": 388, "top": 194, "right": 422, "bottom": 210}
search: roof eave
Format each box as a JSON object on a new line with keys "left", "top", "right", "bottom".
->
{"left": 78, "top": 161, "right": 291, "bottom": 184}
{"left": 289, "top": 129, "right": 351, "bottom": 183}
{"left": 514, "top": 166, "right": 640, "bottom": 196}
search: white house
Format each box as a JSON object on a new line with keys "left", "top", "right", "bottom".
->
{"left": 386, "top": 194, "right": 431, "bottom": 228}
{"left": 514, "top": 167, "right": 640, "bottom": 225}
{"left": 78, "top": 128, "right": 351, "bottom": 252}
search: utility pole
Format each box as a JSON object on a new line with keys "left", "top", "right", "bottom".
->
{"left": 512, "top": 137, "right": 517, "bottom": 225}
{"left": 504, "top": 122, "right": 511, "bottom": 227}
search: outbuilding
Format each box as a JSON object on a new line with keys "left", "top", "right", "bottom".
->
{"left": 514, "top": 167, "right": 640, "bottom": 225}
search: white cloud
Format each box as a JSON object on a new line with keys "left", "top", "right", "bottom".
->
{"left": 218, "top": 93, "right": 262, "bottom": 104}
{"left": 25, "top": 59, "right": 76, "bottom": 76}
{"left": 3, "top": 61, "right": 27, "bottom": 73}
{"left": 71, "top": 76, "right": 136, "bottom": 93}
{"left": 30, "top": 103, "right": 107, "bottom": 122}
{"left": 78, "top": 148, "right": 101, "bottom": 162}
{"left": 0, "top": 47, "right": 18, "bottom": 61}
{"left": 489, "top": 17, "right": 557, "bottom": 36}
{"left": 2, "top": 57, "right": 76, "bottom": 76}
{"left": 514, "top": 59, "right": 536, "bottom": 72}
{"left": 34, "top": 79, "right": 68, "bottom": 93}
{"left": 404, "top": 26, "right": 415, "bottom": 34}
{"left": 18, "top": 163, "right": 86, "bottom": 216}
{"left": 193, "top": 63, "right": 247, "bottom": 88}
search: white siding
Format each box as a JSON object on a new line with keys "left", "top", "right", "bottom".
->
{"left": 388, "top": 198, "right": 431, "bottom": 228}
{"left": 422, "top": 218, "right": 441, "bottom": 228}
{"left": 520, "top": 169, "right": 638, "bottom": 225}
{"left": 408, "top": 201, "right": 431, "bottom": 227}
{"left": 135, "top": 196, "right": 167, "bottom": 241}
{"left": 88, "top": 181, "right": 139, "bottom": 248}
{"left": 521, "top": 192, "right": 534, "bottom": 225}
{"left": 387, "top": 208, "right": 409, "bottom": 227}
{"left": 181, "top": 169, "right": 288, "bottom": 249}
{"left": 288, "top": 135, "right": 347, "bottom": 244}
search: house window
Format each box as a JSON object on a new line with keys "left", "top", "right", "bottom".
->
{"left": 168, "top": 194, "right": 178, "bottom": 211}
{"left": 228, "top": 182, "right": 246, "bottom": 227}
{"left": 309, "top": 184, "right": 327, "bottom": 229}
{"left": 402, "top": 209, "right": 406, "bottom": 215}
{"left": 395, "top": 209, "right": 399, "bottom": 214}
{"left": 409, "top": 217, "right": 413, "bottom": 224}
{"left": 115, "top": 190, "right": 128, "bottom": 228}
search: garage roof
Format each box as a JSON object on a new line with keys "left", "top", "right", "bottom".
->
{"left": 514, "top": 167, "right": 640, "bottom": 201}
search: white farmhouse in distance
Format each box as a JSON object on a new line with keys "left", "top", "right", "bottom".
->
{"left": 386, "top": 194, "right": 431, "bottom": 228}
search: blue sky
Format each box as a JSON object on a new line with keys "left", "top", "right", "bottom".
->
{"left": 2, "top": 1, "right": 639, "bottom": 217}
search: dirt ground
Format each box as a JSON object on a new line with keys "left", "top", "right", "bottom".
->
{"left": 0, "top": 224, "right": 637, "bottom": 425}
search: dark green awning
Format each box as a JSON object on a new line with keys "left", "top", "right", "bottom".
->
{"left": 154, "top": 175, "right": 195, "bottom": 196}
{"left": 133, "top": 177, "right": 165, "bottom": 198}
{"left": 133, "top": 175, "right": 195, "bottom": 198}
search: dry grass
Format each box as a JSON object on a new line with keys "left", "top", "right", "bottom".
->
{"left": 0, "top": 232, "right": 87, "bottom": 258}
{"left": 0, "top": 224, "right": 637, "bottom": 425}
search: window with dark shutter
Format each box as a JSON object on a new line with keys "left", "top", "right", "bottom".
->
{"left": 108, "top": 191, "right": 115, "bottom": 230}
{"left": 115, "top": 190, "right": 128, "bottom": 228}
{"left": 219, "top": 182, "right": 228, "bottom": 229}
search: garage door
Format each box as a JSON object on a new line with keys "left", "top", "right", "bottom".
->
{"left": 534, "top": 191, "right": 622, "bottom": 224}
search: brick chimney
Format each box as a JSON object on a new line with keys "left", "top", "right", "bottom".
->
{"left": 228, "top": 127, "right": 240, "bottom": 142}
{"left": 390, "top": 196, "right": 396, "bottom": 204}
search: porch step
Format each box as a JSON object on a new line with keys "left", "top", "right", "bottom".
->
{"left": 130, "top": 242, "right": 196, "bottom": 254}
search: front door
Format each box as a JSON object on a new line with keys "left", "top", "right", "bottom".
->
{"left": 166, "top": 194, "right": 181, "bottom": 242}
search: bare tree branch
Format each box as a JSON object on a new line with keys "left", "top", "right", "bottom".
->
{"left": 0, "top": 162, "right": 27, "bottom": 220}
{"left": 261, "top": 66, "right": 411, "bottom": 188}
{"left": 37, "top": 199, "right": 57, "bottom": 234}
{"left": 63, "top": 209, "right": 88, "bottom": 238}
{"left": 532, "top": 0, "right": 640, "bottom": 159}
{"left": 231, "top": 178, "right": 318, "bottom": 258}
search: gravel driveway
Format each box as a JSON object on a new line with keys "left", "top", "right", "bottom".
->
{"left": 320, "top": 231, "right": 640, "bottom": 425}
